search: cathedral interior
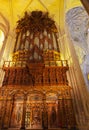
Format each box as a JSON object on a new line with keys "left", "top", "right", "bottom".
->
{"left": 0, "top": 0, "right": 89, "bottom": 130}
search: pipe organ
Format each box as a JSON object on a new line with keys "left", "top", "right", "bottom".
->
{"left": 0, "top": 11, "right": 76, "bottom": 130}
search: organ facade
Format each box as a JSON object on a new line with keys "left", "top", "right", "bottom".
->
{"left": 0, "top": 11, "right": 76, "bottom": 130}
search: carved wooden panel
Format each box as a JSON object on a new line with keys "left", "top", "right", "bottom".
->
{"left": 3, "top": 100, "right": 11, "bottom": 128}
{"left": 2, "top": 65, "right": 69, "bottom": 86}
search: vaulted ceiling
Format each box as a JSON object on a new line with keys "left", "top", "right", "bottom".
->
{"left": 0, "top": 0, "right": 82, "bottom": 30}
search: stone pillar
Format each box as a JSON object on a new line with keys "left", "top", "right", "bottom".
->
{"left": 20, "top": 95, "right": 27, "bottom": 130}
{"left": 65, "top": 28, "right": 89, "bottom": 129}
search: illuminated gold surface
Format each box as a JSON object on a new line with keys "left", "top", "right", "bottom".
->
{"left": 0, "top": 0, "right": 82, "bottom": 30}
{"left": 65, "top": 0, "right": 82, "bottom": 12}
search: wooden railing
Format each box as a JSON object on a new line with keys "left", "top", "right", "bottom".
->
{"left": 44, "top": 60, "right": 68, "bottom": 67}
{"left": 3, "top": 61, "right": 27, "bottom": 68}
{"left": 3, "top": 60, "right": 68, "bottom": 68}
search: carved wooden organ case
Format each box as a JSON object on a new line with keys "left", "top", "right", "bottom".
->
{"left": 1, "top": 11, "right": 76, "bottom": 129}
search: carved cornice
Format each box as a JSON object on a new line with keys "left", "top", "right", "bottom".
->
{"left": 16, "top": 11, "right": 57, "bottom": 33}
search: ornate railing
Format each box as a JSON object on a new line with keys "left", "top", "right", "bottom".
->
{"left": 3, "top": 61, "right": 27, "bottom": 68}
{"left": 3, "top": 60, "right": 68, "bottom": 68}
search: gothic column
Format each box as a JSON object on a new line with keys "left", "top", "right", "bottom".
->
{"left": 20, "top": 94, "right": 27, "bottom": 130}
{"left": 65, "top": 27, "right": 89, "bottom": 129}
